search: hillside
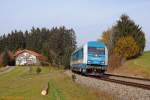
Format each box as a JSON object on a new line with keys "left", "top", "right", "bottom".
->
{"left": 109, "top": 51, "right": 150, "bottom": 79}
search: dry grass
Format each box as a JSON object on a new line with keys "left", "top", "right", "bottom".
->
{"left": 107, "top": 54, "right": 123, "bottom": 71}
{"left": 108, "top": 51, "right": 150, "bottom": 79}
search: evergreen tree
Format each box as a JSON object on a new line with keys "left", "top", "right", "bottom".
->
{"left": 3, "top": 49, "right": 10, "bottom": 66}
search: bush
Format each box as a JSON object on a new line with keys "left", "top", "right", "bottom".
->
{"left": 114, "top": 36, "right": 140, "bottom": 59}
{"left": 36, "top": 67, "right": 42, "bottom": 74}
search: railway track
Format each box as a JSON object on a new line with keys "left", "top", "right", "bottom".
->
{"left": 91, "top": 74, "right": 150, "bottom": 90}
{"left": 105, "top": 73, "right": 150, "bottom": 81}
{"left": 72, "top": 71, "right": 150, "bottom": 90}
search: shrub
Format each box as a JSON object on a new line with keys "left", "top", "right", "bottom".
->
{"left": 114, "top": 36, "right": 140, "bottom": 59}
{"left": 36, "top": 67, "right": 42, "bottom": 74}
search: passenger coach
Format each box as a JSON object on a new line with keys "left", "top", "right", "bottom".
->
{"left": 70, "top": 41, "right": 108, "bottom": 75}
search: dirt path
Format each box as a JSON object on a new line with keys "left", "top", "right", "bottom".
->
{"left": 0, "top": 66, "right": 16, "bottom": 75}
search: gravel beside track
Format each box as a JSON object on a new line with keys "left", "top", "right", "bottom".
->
{"left": 65, "top": 70, "right": 150, "bottom": 100}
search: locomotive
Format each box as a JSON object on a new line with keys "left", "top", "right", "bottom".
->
{"left": 70, "top": 41, "right": 108, "bottom": 75}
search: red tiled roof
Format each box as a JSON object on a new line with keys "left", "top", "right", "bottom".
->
{"left": 14, "top": 49, "right": 47, "bottom": 61}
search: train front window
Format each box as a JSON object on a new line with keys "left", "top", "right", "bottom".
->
{"left": 88, "top": 47, "right": 105, "bottom": 55}
{"left": 72, "top": 48, "right": 83, "bottom": 61}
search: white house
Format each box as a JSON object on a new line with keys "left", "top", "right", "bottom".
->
{"left": 15, "top": 49, "right": 47, "bottom": 66}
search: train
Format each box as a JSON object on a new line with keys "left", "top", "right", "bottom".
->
{"left": 70, "top": 41, "right": 108, "bottom": 76}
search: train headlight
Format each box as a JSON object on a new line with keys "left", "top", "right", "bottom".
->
{"left": 88, "top": 60, "right": 91, "bottom": 63}
{"left": 101, "top": 61, "right": 105, "bottom": 64}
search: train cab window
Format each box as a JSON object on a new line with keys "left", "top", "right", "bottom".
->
{"left": 72, "top": 48, "right": 83, "bottom": 61}
{"left": 78, "top": 48, "right": 83, "bottom": 59}
{"left": 88, "top": 47, "right": 105, "bottom": 55}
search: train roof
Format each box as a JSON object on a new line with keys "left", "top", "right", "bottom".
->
{"left": 72, "top": 41, "right": 106, "bottom": 55}
{"left": 87, "top": 41, "right": 105, "bottom": 47}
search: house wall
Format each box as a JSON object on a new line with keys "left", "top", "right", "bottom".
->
{"left": 16, "top": 52, "right": 40, "bottom": 66}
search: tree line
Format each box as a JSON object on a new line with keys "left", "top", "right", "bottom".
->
{"left": 0, "top": 26, "right": 77, "bottom": 68}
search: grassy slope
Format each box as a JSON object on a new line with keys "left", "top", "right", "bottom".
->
{"left": 0, "top": 66, "right": 112, "bottom": 100}
{"left": 110, "top": 51, "right": 150, "bottom": 79}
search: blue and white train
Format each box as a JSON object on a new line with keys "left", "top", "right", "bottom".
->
{"left": 70, "top": 41, "right": 108, "bottom": 75}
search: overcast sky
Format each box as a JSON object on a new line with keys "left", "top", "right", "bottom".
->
{"left": 0, "top": 0, "right": 150, "bottom": 50}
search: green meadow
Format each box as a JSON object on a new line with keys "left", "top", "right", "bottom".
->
{"left": 0, "top": 66, "right": 112, "bottom": 100}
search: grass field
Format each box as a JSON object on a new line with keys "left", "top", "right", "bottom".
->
{"left": 110, "top": 51, "right": 150, "bottom": 78}
{"left": 0, "top": 66, "right": 112, "bottom": 100}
